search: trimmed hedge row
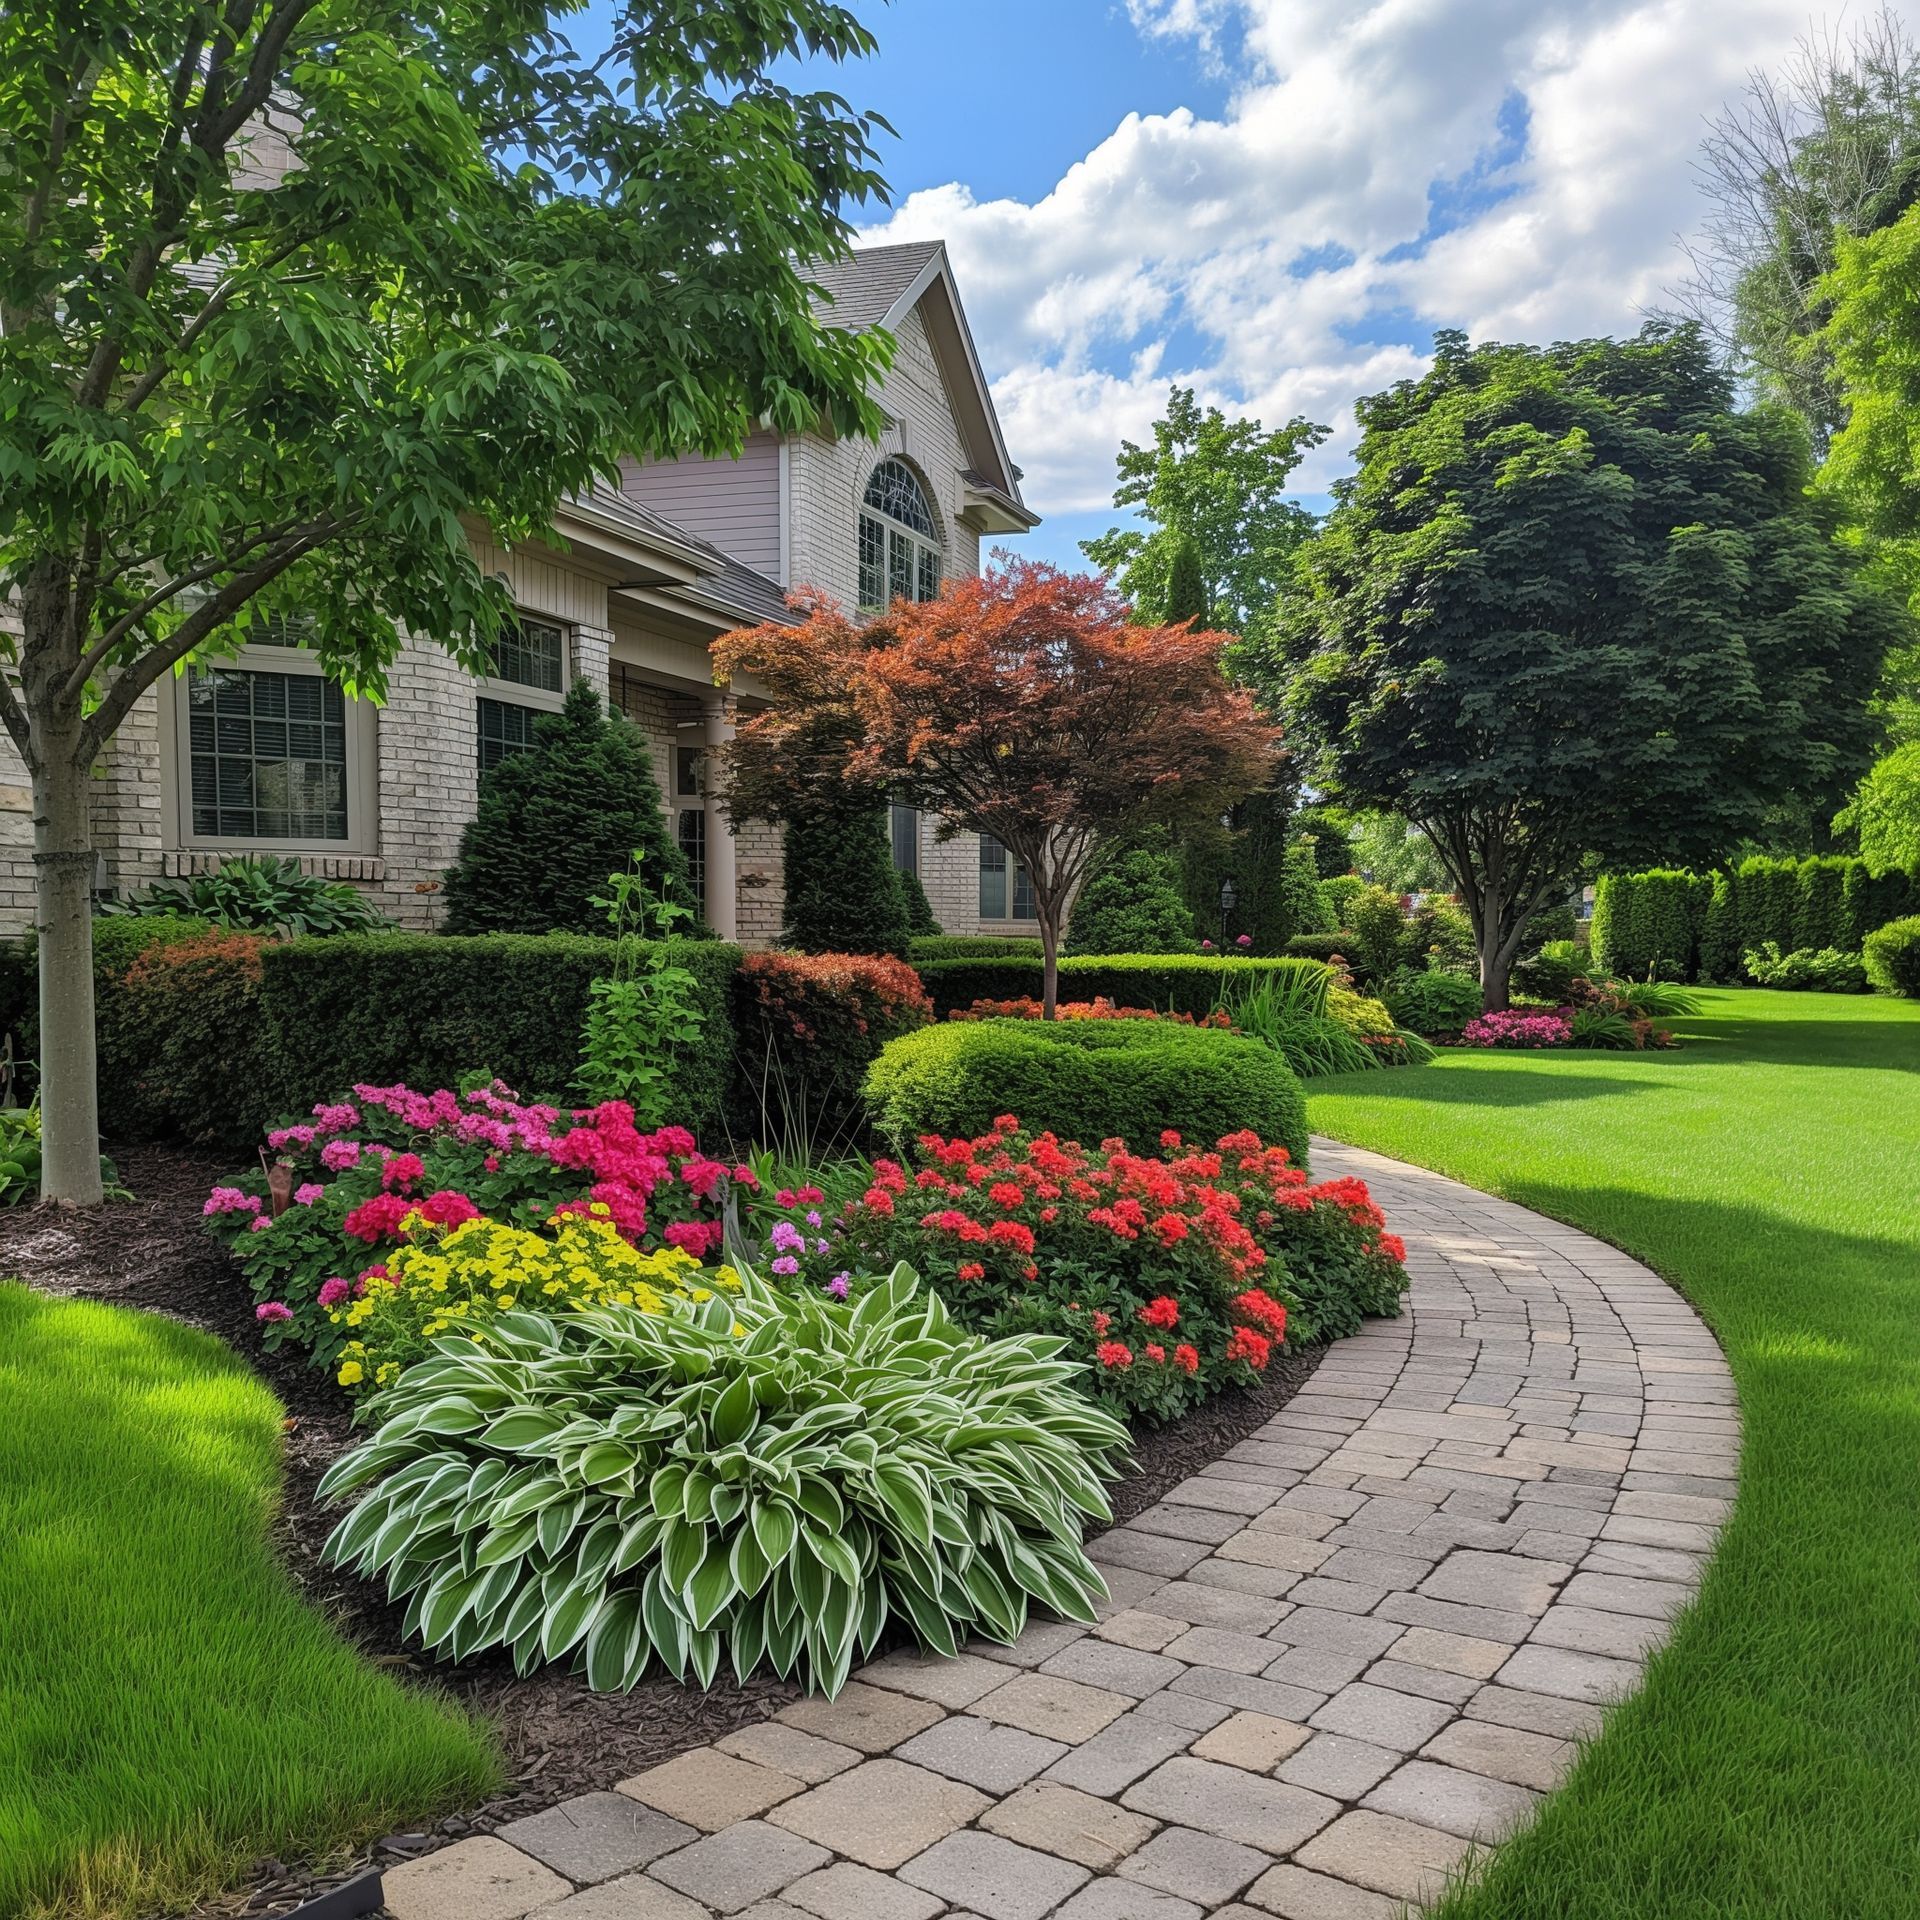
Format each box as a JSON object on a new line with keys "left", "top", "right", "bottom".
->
{"left": 863, "top": 1019, "right": 1311, "bottom": 1167}
{"left": 915, "top": 954, "right": 1330, "bottom": 1019}
{"left": 8, "top": 919, "right": 739, "bottom": 1147}
{"left": 1594, "top": 858, "right": 1920, "bottom": 983}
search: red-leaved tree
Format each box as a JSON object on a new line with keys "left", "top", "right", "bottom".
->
{"left": 716, "top": 559, "right": 1280, "bottom": 1014}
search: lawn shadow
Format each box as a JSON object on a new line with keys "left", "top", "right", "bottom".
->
{"left": 1669, "top": 1013, "right": 1920, "bottom": 1072}
{"left": 1314, "top": 1063, "right": 1674, "bottom": 1107}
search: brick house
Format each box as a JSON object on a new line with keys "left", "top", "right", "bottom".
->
{"left": 0, "top": 240, "right": 1038, "bottom": 943}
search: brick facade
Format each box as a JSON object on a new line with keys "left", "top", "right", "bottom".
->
{"left": 0, "top": 249, "right": 1031, "bottom": 945}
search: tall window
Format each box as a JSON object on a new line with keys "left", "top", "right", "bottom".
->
{"left": 477, "top": 614, "right": 567, "bottom": 772}
{"left": 676, "top": 746, "right": 706, "bottom": 912}
{"left": 858, "top": 459, "right": 942, "bottom": 612}
{"left": 978, "top": 834, "right": 1037, "bottom": 922}
{"left": 188, "top": 667, "right": 348, "bottom": 840}
{"left": 890, "top": 802, "right": 919, "bottom": 874}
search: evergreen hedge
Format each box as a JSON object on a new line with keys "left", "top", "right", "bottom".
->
{"left": 864, "top": 1020, "right": 1310, "bottom": 1166}
{"left": 781, "top": 803, "right": 912, "bottom": 956}
{"left": 912, "top": 953, "right": 1330, "bottom": 1018}
{"left": 1595, "top": 858, "right": 1920, "bottom": 982}
{"left": 7, "top": 922, "right": 738, "bottom": 1146}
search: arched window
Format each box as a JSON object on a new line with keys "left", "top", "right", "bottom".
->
{"left": 859, "top": 458, "right": 942, "bottom": 611}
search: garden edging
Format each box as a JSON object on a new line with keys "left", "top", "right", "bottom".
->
{"left": 377, "top": 1137, "right": 1736, "bottom": 1919}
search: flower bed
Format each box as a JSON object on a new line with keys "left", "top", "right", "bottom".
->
{"left": 803, "top": 1117, "right": 1406, "bottom": 1421}
{"left": 1460, "top": 1010, "right": 1572, "bottom": 1049}
{"left": 203, "top": 1084, "right": 749, "bottom": 1372}
{"left": 950, "top": 996, "right": 1232, "bottom": 1026}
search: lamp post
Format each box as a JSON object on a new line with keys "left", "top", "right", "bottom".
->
{"left": 1218, "top": 876, "right": 1237, "bottom": 951}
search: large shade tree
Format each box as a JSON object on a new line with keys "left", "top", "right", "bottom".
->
{"left": 1254, "top": 325, "right": 1903, "bottom": 1010}
{"left": 1081, "top": 387, "right": 1326, "bottom": 631}
{"left": 716, "top": 560, "right": 1279, "bottom": 1013}
{"left": 1, "top": 0, "right": 894, "bottom": 1202}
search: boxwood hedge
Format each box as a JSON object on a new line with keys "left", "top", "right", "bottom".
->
{"left": 863, "top": 1018, "right": 1310, "bottom": 1166}
{"left": 913, "top": 953, "right": 1330, "bottom": 1019}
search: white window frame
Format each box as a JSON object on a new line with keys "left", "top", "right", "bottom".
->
{"left": 164, "top": 641, "right": 378, "bottom": 855}
{"left": 475, "top": 612, "right": 570, "bottom": 773}
{"left": 858, "top": 459, "right": 943, "bottom": 614}
{"left": 978, "top": 833, "right": 1038, "bottom": 924}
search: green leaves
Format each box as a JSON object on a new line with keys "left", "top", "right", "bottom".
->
{"left": 322, "top": 1268, "right": 1127, "bottom": 1695}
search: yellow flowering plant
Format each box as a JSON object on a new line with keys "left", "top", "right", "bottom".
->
{"left": 332, "top": 1205, "right": 734, "bottom": 1390}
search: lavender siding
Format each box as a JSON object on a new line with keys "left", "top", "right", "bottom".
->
{"left": 618, "top": 433, "right": 783, "bottom": 581}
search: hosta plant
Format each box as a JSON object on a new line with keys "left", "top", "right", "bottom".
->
{"left": 318, "top": 1266, "right": 1128, "bottom": 1697}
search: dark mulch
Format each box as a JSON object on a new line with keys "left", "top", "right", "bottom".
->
{"left": 0, "top": 1141, "right": 1318, "bottom": 1919}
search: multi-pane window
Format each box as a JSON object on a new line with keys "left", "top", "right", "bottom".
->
{"left": 477, "top": 696, "right": 539, "bottom": 774}
{"left": 858, "top": 459, "right": 942, "bottom": 612}
{"left": 978, "top": 834, "right": 1038, "bottom": 922}
{"left": 188, "top": 667, "right": 348, "bottom": 840}
{"left": 477, "top": 614, "right": 568, "bottom": 772}
{"left": 677, "top": 807, "right": 706, "bottom": 912}
{"left": 890, "top": 803, "right": 919, "bottom": 874}
{"left": 489, "top": 616, "right": 565, "bottom": 694}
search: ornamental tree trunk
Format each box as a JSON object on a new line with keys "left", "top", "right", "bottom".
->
{"left": 1036, "top": 902, "right": 1062, "bottom": 1019}
{"left": 17, "top": 562, "right": 104, "bottom": 1207}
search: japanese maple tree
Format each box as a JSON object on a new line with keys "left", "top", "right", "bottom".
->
{"left": 717, "top": 560, "right": 1279, "bottom": 1013}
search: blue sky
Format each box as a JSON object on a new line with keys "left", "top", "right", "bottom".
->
{"left": 584, "top": 0, "right": 1830, "bottom": 573}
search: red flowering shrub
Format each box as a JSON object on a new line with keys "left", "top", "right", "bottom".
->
{"left": 736, "top": 950, "right": 934, "bottom": 1130}
{"left": 835, "top": 1117, "right": 1407, "bottom": 1421}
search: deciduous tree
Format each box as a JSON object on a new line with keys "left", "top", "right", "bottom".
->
{"left": 718, "top": 560, "right": 1279, "bottom": 1013}
{"left": 1256, "top": 325, "right": 1902, "bottom": 1010}
{"left": 1081, "top": 387, "right": 1325, "bottom": 631}
{"left": 0, "top": 0, "right": 891, "bottom": 1201}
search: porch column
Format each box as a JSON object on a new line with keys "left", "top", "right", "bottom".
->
{"left": 701, "top": 692, "right": 738, "bottom": 941}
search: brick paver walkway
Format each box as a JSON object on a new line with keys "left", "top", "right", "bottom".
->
{"left": 381, "top": 1141, "right": 1735, "bottom": 1920}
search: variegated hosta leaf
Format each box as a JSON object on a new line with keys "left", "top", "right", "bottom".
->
{"left": 319, "top": 1263, "right": 1127, "bottom": 1695}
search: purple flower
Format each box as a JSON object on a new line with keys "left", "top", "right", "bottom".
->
{"left": 826, "top": 1274, "right": 851, "bottom": 1300}
{"left": 294, "top": 1182, "right": 325, "bottom": 1206}
{"left": 770, "top": 1220, "right": 805, "bottom": 1253}
{"left": 256, "top": 1301, "right": 293, "bottom": 1323}
{"left": 770, "top": 1255, "right": 800, "bottom": 1276}
{"left": 803, "top": 1210, "right": 822, "bottom": 1227}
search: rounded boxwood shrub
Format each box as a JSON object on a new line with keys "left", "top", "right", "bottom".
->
{"left": 1865, "top": 916, "right": 1920, "bottom": 998}
{"left": 863, "top": 1019, "right": 1309, "bottom": 1167}
{"left": 1065, "top": 844, "right": 1194, "bottom": 955}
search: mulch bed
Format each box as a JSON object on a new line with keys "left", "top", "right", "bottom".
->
{"left": 0, "top": 1141, "right": 1319, "bottom": 1920}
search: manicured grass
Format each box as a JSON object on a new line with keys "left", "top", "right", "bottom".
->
{"left": 0, "top": 1284, "right": 500, "bottom": 1920}
{"left": 1307, "top": 989, "right": 1920, "bottom": 1920}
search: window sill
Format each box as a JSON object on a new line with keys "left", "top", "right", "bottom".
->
{"left": 163, "top": 850, "right": 386, "bottom": 882}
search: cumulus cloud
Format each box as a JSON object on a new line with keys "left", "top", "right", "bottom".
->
{"left": 858, "top": 0, "right": 1818, "bottom": 519}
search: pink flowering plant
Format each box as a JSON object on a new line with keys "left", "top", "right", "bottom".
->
{"left": 204, "top": 1080, "right": 752, "bottom": 1363}
{"left": 1459, "top": 1010, "right": 1573, "bottom": 1050}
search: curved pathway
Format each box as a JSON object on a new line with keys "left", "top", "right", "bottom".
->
{"left": 383, "top": 1141, "right": 1736, "bottom": 1920}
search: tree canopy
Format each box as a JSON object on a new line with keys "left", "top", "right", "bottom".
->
{"left": 1253, "top": 324, "right": 1903, "bottom": 1007}
{"left": 716, "top": 559, "right": 1278, "bottom": 1013}
{"left": 1, "top": 0, "right": 892, "bottom": 1200}
{"left": 1679, "top": 9, "right": 1920, "bottom": 449}
{"left": 1081, "top": 387, "right": 1326, "bottom": 631}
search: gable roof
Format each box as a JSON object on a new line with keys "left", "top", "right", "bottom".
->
{"left": 806, "top": 241, "right": 1037, "bottom": 528}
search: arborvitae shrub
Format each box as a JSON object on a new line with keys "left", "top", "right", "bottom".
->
{"left": 897, "top": 867, "right": 943, "bottom": 938}
{"left": 1066, "top": 844, "right": 1195, "bottom": 955}
{"left": 442, "top": 679, "right": 693, "bottom": 936}
{"left": 781, "top": 802, "right": 911, "bottom": 956}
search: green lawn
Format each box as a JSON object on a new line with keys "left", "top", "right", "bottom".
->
{"left": 1307, "top": 989, "right": 1920, "bottom": 1920}
{"left": 0, "top": 1284, "right": 500, "bottom": 1920}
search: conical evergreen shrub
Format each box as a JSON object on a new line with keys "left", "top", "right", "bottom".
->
{"left": 442, "top": 679, "right": 696, "bottom": 936}
{"left": 782, "top": 801, "right": 912, "bottom": 955}
{"left": 1066, "top": 840, "right": 1195, "bottom": 954}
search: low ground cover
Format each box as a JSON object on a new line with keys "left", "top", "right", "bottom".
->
{"left": 1308, "top": 988, "right": 1920, "bottom": 1920}
{"left": 0, "top": 1283, "right": 497, "bottom": 1920}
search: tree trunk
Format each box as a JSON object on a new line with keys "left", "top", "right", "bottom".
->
{"left": 1038, "top": 905, "right": 1061, "bottom": 1019}
{"left": 34, "top": 750, "right": 103, "bottom": 1206}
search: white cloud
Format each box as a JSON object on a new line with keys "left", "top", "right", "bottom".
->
{"left": 858, "top": 0, "right": 1819, "bottom": 524}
